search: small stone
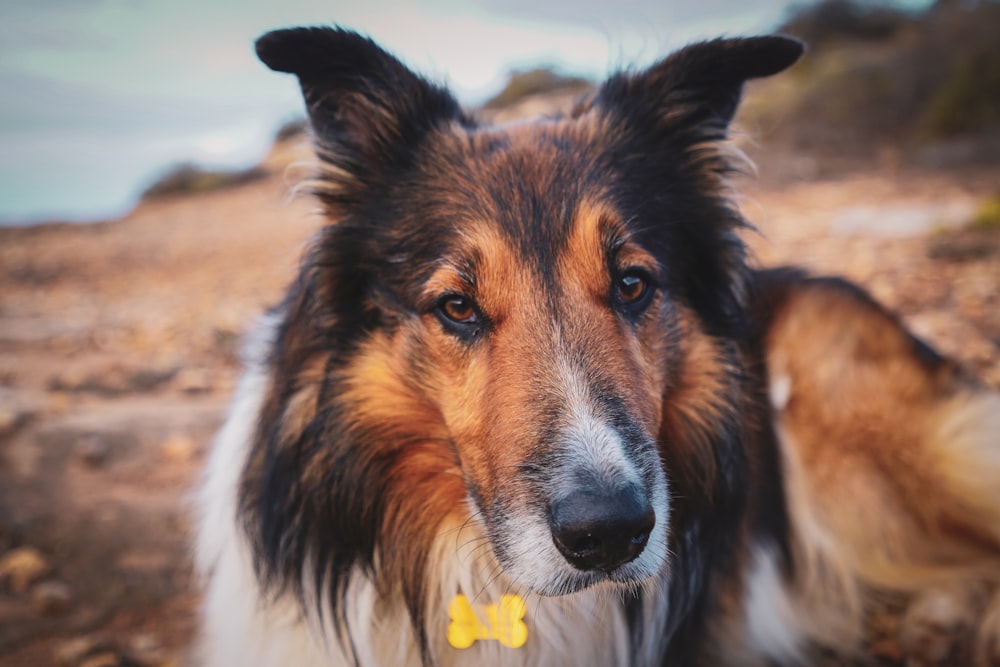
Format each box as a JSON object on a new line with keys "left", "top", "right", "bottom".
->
{"left": 53, "top": 636, "right": 108, "bottom": 666}
{"left": 79, "top": 652, "right": 120, "bottom": 667}
{"left": 0, "top": 406, "right": 20, "bottom": 434}
{"left": 132, "top": 659, "right": 178, "bottom": 667}
{"left": 160, "top": 434, "right": 197, "bottom": 464}
{"left": 125, "top": 366, "right": 178, "bottom": 393}
{"left": 212, "top": 323, "right": 242, "bottom": 355}
{"left": 50, "top": 369, "right": 86, "bottom": 392}
{"left": 0, "top": 546, "right": 52, "bottom": 594}
{"left": 174, "top": 367, "right": 213, "bottom": 394}
{"left": 31, "top": 579, "right": 73, "bottom": 615}
{"left": 0, "top": 390, "right": 36, "bottom": 435}
{"left": 48, "top": 391, "right": 72, "bottom": 412}
{"left": 78, "top": 435, "right": 111, "bottom": 468}
{"left": 869, "top": 637, "right": 904, "bottom": 662}
{"left": 129, "top": 633, "right": 161, "bottom": 654}
{"left": 127, "top": 633, "right": 168, "bottom": 666}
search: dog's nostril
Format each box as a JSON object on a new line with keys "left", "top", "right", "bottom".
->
{"left": 549, "top": 485, "right": 654, "bottom": 573}
{"left": 572, "top": 534, "right": 601, "bottom": 554}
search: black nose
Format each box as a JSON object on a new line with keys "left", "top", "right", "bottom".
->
{"left": 549, "top": 484, "right": 655, "bottom": 572}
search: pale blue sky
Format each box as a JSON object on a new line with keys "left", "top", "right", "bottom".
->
{"left": 0, "top": 0, "right": 925, "bottom": 224}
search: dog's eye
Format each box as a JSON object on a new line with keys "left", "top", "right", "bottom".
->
{"left": 616, "top": 271, "right": 649, "bottom": 305}
{"left": 438, "top": 295, "right": 478, "bottom": 325}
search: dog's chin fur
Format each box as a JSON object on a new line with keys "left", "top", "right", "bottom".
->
{"left": 488, "top": 517, "right": 669, "bottom": 599}
{"left": 485, "top": 474, "right": 671, "bottom": 598}
{"left": 196, "top": 26, "right": 1000, "bottom": 667}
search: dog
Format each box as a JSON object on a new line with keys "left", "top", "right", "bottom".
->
{"left": 195, "top": 27, "right": 1000, "bottom": 666}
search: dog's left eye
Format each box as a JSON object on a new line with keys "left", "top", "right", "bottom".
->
{"left": 615, "top": 270, "right": 652, "bottom": 308}
{"left": 618, "top": 273, "right": 647, "bottom": 303}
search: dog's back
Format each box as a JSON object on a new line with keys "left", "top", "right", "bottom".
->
{"left": 703, "top": 269, "right": 1000, "bottom": 665}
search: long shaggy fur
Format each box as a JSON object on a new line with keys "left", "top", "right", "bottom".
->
{"left": 195, "top": 27, "right": 1000, "bottom": 667}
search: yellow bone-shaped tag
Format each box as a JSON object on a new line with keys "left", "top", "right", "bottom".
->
{"left": 447, "top": 594, "right": 527, "bottom": 649}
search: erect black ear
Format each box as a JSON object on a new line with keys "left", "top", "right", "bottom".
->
{"left": 596, "top": 35, "right": 803, "bottom": 138}
{"left": 256, "top": 27, "right": 465, "bottom": 206}
{"left": 591, "top": 37, "right": 802, "bottom": 336}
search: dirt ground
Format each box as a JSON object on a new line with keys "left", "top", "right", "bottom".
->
{"left": 0, "top": 138, "right": 998, "bottom": 665}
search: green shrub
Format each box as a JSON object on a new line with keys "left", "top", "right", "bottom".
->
{"left": 482, "top": 67, "right": 591, "bottom": 110}
{"left": 779, "top": 0, "right": 912, "bottom": 47}
{"left": 274, "top": 118, "right": 307, "bottom": 143}
{"left": 919, "top": 45, "right": 1000, "bottom": 138}
{"left": 970, "top": 194, "right": 1000, "bottom": 231}
{"left": 140, "top": 163, "right": 268, "bottom": 201}
{"left": 761, "top": 0, "right": 1000, "bottom": 153}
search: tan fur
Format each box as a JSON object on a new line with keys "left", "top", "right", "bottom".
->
{"left": 659, "top": 307, "right": 741, "bottom": 498}
{"left": 761, "top": 280, "right": 1000, "bottom": 659}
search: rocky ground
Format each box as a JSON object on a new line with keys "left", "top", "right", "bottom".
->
{"left": 0, "top": 132, "right": 998, "bottom": 666}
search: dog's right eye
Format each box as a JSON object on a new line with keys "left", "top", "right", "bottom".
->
{"left": 437, "top": 295, "right": 479, "bottom": 326}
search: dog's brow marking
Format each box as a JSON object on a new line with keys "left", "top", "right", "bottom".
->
{"left": 560, "top": 200, "right": 613, "bottom": 298}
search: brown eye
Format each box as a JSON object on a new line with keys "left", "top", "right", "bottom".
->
{"left": 617, "top": 271, "right": 648, "bottom": 304}
{"left": 439, "top": 295, "right": 478, "bottom": 324}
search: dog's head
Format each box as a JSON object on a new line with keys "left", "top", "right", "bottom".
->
{"left": 244, "top": 25, "right": 800, "bottom": 625}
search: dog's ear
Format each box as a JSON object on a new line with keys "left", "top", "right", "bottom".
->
{"left": 591, "top": 36, "right": 802, "bottom": 336}
{"left": 256, "top": 27, "right": 464, "bottom": 205}
{"left": 596, "top": 35, "right": 803, "bottom": 139}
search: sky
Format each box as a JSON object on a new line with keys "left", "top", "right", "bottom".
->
{"left": 0, "top": 0, "right": 915, "bottom": 225}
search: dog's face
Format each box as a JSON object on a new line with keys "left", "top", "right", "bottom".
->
{"left": 248, "top": 28, "right": 801, "bottom": 602}
{"left": 394, "top": 123, "right": 676, "bottom": 594}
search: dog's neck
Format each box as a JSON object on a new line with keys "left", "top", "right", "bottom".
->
{"left": 338, "top": 515, "right": 672, "bottom": 667}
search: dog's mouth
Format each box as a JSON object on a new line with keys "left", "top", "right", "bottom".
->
{"left": 474, "top": 463, "right": 671, "bottom": 597}
{"left": 450, "top": 360, "right": 671, "bottom": 595}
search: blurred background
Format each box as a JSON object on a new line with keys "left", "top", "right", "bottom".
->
{"left": 0, "top": 1, "right": 998, "bottom": 665}
{"left": 4, "top": 0, "right": 997, "bottom": 226}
